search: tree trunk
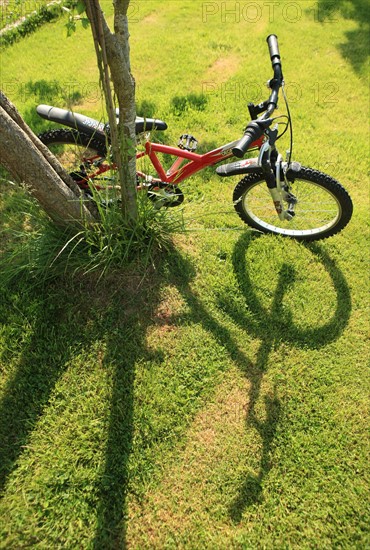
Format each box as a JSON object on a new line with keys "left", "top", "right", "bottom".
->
{"left": 0, "top": 92, "right": 97, "bottom": 226}
{"left": 85, "top": 0, "right": 138, "bottom": 224}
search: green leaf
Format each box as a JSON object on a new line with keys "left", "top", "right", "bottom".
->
{"left": 76, "top": 0, "right": 86, "bottom": 15}
{"left": 65, "top": 19, "right": 76, "bottom": 37}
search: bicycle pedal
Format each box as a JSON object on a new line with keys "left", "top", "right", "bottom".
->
{"left": 178, "top": 134, "right": 198, "bottom": 152}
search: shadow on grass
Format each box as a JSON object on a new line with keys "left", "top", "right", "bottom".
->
{"left": 0, "top": 282, "right": 85, "bottom": 495}
{"left": 0, "top": 267, "right": 164, "bottom": 548}
{"left": 316, "top": 0, "right": 369, "bottom": 75}
{"left": 91, "top": 266, "right": 182, "bottom": 549}
{"left": 225, "top": 233, "right": 352, "bottom": 521}
{"left": 0, "top": 231, "right": 352, "bottom": 543}
{"left": 22, "top": 78, "right": 93, "bottom": 134}
{"left": 158, "top": 234, "right": 351, "bottom": 523}
{"left": 162, "top": 240, "right": 288, "bottom": 520}
{"left": 104, "top": 233, "right": 350, "bottom": 528}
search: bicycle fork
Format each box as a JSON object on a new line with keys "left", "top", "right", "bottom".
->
{"left": 260, "top": 131, "right": 298, "bottom": 221}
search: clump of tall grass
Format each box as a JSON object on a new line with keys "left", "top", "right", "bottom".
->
{"left": 81, "top": 186, "right": 185, "bottom": 276}
{"left": 0, "top": 185, "right": 184, "bottom": 286}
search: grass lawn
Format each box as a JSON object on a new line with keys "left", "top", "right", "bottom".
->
{"left": 0, "top": 0, "right": 369, "bottom": 547}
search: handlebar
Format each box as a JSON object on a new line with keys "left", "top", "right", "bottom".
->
{"left": 231, "top": 121, "right": 266, "bottom": 159}
{"left": 232, "top": 34, "right": 283, "bottom": 158}
{"left": 267, "top": 34, "right": 280, "bottom": 65}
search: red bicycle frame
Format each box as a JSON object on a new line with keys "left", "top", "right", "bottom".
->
{"left": 81, "top": 135, "right": 264, "bottom": 190}
{"left": 138, "top": 137, "right": 264, "bottom": 185}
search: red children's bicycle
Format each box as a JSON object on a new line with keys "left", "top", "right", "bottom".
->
{"left": 37, "top": 35, "right": 353, "bottom": 242}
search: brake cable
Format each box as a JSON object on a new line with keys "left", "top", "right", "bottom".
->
{"left": 282, "top": 83, "right": 293, "bottom": 168}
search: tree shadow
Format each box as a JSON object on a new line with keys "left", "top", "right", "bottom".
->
{"left": 22, "top": 78, "right": 90, "bottom": 134}
{"left": 315, "top": 0, "right": 369, "bottom": 75}
{"left": 0, "top": 281, "right": 87, "bottom": 495}
{"left": 0, "top": 267, "right": 164, "bottom": 548}
{"left": 91, "top": 272, "right": 170, "bottom": 549}
{"left": 136, "top": 99, "right": 157, "bottom": 118}
{"left": 170, "top": 93, "right": 208, "bottom": 116}
{"left": 0, "top": 232, "right": 352, "bottom": 543}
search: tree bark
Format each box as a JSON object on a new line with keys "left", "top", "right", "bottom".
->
{"left": 85, "top": 0, "right": 138, "bottom": 224}
{"left": 0, "top": 92, "right": 97, "bottom": 226}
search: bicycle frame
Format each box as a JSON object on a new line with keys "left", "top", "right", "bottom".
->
{"left": 83, "top": 134, "right": 265, "bottom": 190}
{"left": 138, "top": 136, "right": 265, "bottom": 185}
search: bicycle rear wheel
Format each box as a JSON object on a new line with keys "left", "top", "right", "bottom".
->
{"left": 38, "top": 129, "right": 111, "bottom": 191}
{"left": 233, "top": 166, "right": 353, "bottom": 241}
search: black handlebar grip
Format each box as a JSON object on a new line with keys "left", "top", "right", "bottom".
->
{"left": 232, "top": 134, "right": 254, "bottom": 159}
{"left": 232, "top": 121, "right": 264, "bottom": 158}
{"left": 266, "top": 34, "right": 280, "bottom": 64}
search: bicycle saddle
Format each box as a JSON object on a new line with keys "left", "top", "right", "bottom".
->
{"left": 36, "top": 104, "right": 167, "bottom": 136}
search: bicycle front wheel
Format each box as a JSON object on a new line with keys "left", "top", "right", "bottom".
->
{"left": 233, "top": 166, "right": 353, "bottom": 241}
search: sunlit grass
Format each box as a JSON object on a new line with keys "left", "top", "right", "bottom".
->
{"left": 0, "top": 1, "right": 369, "bottom": 548}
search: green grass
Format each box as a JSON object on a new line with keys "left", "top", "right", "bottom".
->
{"left": 0, "top": 0, "right": 369, "bottom": 548}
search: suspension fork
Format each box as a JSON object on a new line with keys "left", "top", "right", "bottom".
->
{"left": 259, "top": 130, "right": 295, "bottom": 221}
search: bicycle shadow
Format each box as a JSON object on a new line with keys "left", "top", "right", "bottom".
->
{"left": 148, "top": 233, "right": 351, "bottom": 524}
{"left": 220, "top": 233, "right": 352, "bottom": 521}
